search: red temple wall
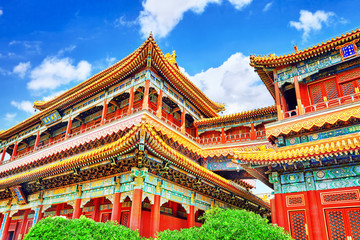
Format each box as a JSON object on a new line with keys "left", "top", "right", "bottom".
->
{"left": 274, "top": 186, "right": 360, "bottom": 240}
{"left": 159, "top": 214, "right": 188, "bottom": 231}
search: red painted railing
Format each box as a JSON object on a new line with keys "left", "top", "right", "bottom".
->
{"left": 283, "top": 93, "right": 360, "bottom": 119}
{"left": 6, "top": 99, "right": 267, "bottom": 164}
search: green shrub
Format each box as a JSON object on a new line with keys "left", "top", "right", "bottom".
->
{"left": 24, "top": 215, "right": 142, "bottom": 240}
{"left": 157, "top": 208, "right": 293, "bottom": 240}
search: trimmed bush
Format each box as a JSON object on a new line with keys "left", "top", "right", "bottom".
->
{"left": 24, "top": 215, "right": 142, "bottom": 240}
{"left": 157, "top": 208, "right": 293, "bottom": 240}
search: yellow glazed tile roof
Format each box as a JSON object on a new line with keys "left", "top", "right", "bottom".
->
{"left": 0, "top": 120, "right": 269, "bottom": 208}
{"left": 266, "top": 104, "right": 360, "bottom": 137}
{"left": 250, "top": 28, "right": 360, "bottom": 67}
{"left": 194, "top": 106, "right": 276, "bottom": 126}
{"left": 0, "top": 34, "right": 225, "bottom": 139}
{"left": 234, "top": 132, "right": 360, "bottom": 164}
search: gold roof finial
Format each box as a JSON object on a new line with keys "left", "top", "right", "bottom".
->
{"left": 165, "top": 50, "right": 177, "bottom": 65}
{"left": 294, "top": 45, "right": 299, "bottom": 53}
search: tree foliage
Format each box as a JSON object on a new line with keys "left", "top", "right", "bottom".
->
{"left": 24, "top": 215, "right": 142, "bottom": 240}
{"left": 157, "top": 208, "right": 293, "bottom": 240}
{"left": 24, "top": 208, "right": 292, "bottom": 240}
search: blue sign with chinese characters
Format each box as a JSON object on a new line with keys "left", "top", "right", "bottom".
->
{"left": 41, "top": 110, "right": 62, "bottom": 125}
{"left": 342, "top": 44, "right": 356, "bottom": 58}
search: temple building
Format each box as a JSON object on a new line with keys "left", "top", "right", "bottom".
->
{"left": 0, "top": 35, "right": 272, "bottom": 240}
{"left": 244, "top": 29, "right": 360, "bottom": 240}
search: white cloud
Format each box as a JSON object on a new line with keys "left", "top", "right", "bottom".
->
{"left": 290, "top": 10, "right": 335, "bottom": 41}
{"left": 9, "top": 40, "right": 42, "bottom": 54}
{"left": 4, "top": 113, "right": 16, "bottom": 122}
{"left": 228, "top": 0, "right": 252, "bottom": 10}
{"left": 57, "top": 45, "right": 77, "bottom": 56}
{"left": 0, "top": 9, "right": 3, "bottom": 16}
{"left": 13, "top": 61, "right": 31, "bottom": 78}
{"left": 138, "top": 0, "right": 252, "bottom": 38}
{"left": 27, "top": 57, "right": 91, "bottom": 91}
{"left": 182, "top": 52, "right": 273, "bottom": 114}
{"left": 11, "top": 101, "right": 34, "bottom": 114}
{"left": 114, "top": 16, "right": 137, "bottom": 28}
{"left": 262, "top": 2, "right": 272, "bottom": 12}
{"left": 106, "top": 56, "right": 117, "bottom": 66}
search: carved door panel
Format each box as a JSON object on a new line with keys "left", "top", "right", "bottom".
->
{"left": 325, "top": 208, "right": 360, "bottom": 240}
{"left": 326, "top": 209, "right": 347, "bottom": 240}
{"left": 101, "top": 213, "right": 111, "bottom": 223}
{"left": 120, "top": 211, "right": 129, "bottom": 228}
{"left": 289, "top": 211, "right": 308, "bottom": 240}
{"left": 347, "top": 208, "right": 360, "bottom": 240}
{"left": 25, "top": 220, "right": 33, "bottom": 235}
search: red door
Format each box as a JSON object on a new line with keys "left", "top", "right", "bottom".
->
{"left": 120, "top": 211, "right": 129, "bottom": 227}
{"left": 25, "top": 220, "right": 33, "bottom": 236}
{"left": 325, "top": 208, "right": 360, "bottom": 240}
{"left": 101, "top": 213, "right": 111, "bottom": 223}
{"left": 289, "top": 211, "right": 309, "bottom": 240}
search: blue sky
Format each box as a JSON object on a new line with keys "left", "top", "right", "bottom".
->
{"left": 0, "top": 0, "right": 358, "bottom": 192}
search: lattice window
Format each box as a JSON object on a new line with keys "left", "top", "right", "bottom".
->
{"left": 121, "top": 212, "right": 129, "bottom": 227}
{"left": 327, "top": 210, "right": 347, "bottom": 240}
{"left": 310, "top": 84, "right": 323, "bottom": 104}
{"left": 287, "top": 195, "right": 304, "bottom": 207}
{"left": 289, "top": 211, "right": 307, "bottom": 240}
{"left": 349, "top": 209, "right": 360, "bottom": 240}
{"left": 341, "top": 81, "right": 355, "bottom": 96}
{"left": 323, "top": 191, "right": 359, "bottom": 203}
{"left": 325, "top": 80, "right": 339, "bottom": 100}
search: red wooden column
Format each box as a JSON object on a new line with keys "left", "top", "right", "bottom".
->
{"left": 129, "top": 188, "right": 143, "bottom": 231}
{"left": 250, "top": 123, "right": 256, "bottom": 140}
{"left": 0, "top": 147, "right": 7, "bottom": 163}
{"left": 93, "top": 198, "right": 101, "bottom": 222}
{"left": 220, "top": 128, "right": 226, "bottom": 144}
{"left": 142, "top": 79, "right": 150, "bottom": 110}
{"left": 65, "top": 117, "right": 72, "bottom": 139}
{"left": 274, "top": 193, "right": 285, "bottom": 229}
{"left": 72, "top": 199, "right": 82, "bottom": 219}
{"left": 187, "top": 193, "right": 195, "bottom": 228}
{"left": 293, "top": 76, "right": 304, "bottom": 115}
{"left": 34, "top": 131, "right": 40, "bottom": 150}
{"left": 0, "top": 211, "right": 11, "bottom": 240}
{"left": 274, "top": 82, "right": 283, "bottom": 120}
{"left": 129, "top": 168, "right": 146, "bottom": 231}
{"left": 156, "top": 90, "right": 163, "bottom": 118}
{"left": 307, "top": 191, "right": 327, "bottom": 240}
{"left": 270, "top": 198, "right": 277, "bottom": 225}
{"left": 150, "top": 182, "right": 161, "bottom": 237}
{"left": 11, "top": 142, "right": 18, "bottom": 159}
{"left": 56, "top": 204, "right": 62, "bottom": 216}
{"left": 19, "top": 209, "right": 30, "bottom": 239}
{"left": 72, "top": 186, "right": 82, "bottom": 219}
{"left": 111, "top": 178, "right": 121, "bottom": 223}
{"left": 181, "top": 108, "right": 186, "bottom": 134}
{"left": 100, "top": 100, "right": 108, "bottom": 125}
{"left": 127, "top": 87, "right": 135, "bottom": 115}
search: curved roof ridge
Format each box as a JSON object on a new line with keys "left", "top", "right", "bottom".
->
{"left": 250, "top": 28, "right": 360, "bottom": 67}
{"left": 194, "top": 105, "right": 276, "bottom": 126}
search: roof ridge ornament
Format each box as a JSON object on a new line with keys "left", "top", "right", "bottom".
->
{"left": 165, "top": 50, "right": 177, "bottom": 65}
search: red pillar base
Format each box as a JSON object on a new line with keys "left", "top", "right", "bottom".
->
{"left": 111, "top": 192, "right": 121, "bottom": 223}
{"left": 187, "top": 205, "right": 195, "bottom": 228}
{"left": 129, "top": 188, "right": 143, "bottom": 231}
{"left": 72, "top": 198, "right": 82, "bottom": 219}
{"left": 150, "top": 194, "right": 161, "bottom": 238}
